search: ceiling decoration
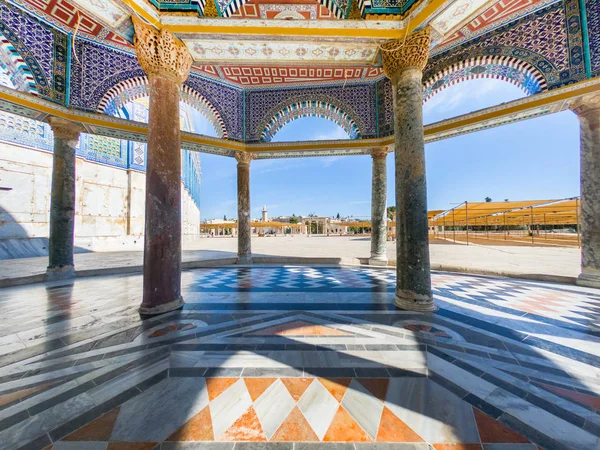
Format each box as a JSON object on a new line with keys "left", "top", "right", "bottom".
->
{"left": 0, "top": 0, "right": 595, "bottom": 146}
{"left": 425, "top": 0, "right": 585, "bottom": 91}
{"left": 203, "top": 65, "right": 384, "bottom": 87}
{"left": 586, "top": 0, "right": 600, "bottom": 76}
{"left": 183, "top": 39, "right": 380, "bottom": 64}
{"left": 431, "top": 0, "right": 561, "bottom": 55}
{"left": 229, "top": 0, "right": 336, "bottom": 19}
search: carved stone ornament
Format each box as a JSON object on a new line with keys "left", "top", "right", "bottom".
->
{"left": 132, "top": 16, "right": 193, "bottom": 85}
{"left": 370, "top": 147, "right": 390, "bottom": 159}
{"left": 569, "top": 92, "right": 600, "bottom": 119}
{"left": 381, "top": 26, "right": 431, "bottom": 79}
{"left": 235, "top": 151, "right": 254, "bottom": 165}
{"left": 46, "top": 116, "right": 84, "bottom": 141}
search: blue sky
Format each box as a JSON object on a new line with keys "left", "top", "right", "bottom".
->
{"left": 193, "top": 79, "right": 580, "bottom": 220}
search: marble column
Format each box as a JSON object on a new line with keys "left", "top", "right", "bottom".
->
{"left": 382, "top": 27, "right": 436, "bottom": 312}
{"left": 132, "top": 17, "right": 193, "bottom": 315}
{"left": 369, "top": 147, "right": 389, "bottom": 266}
{"left": 236, "top": 152, "right": 253, "bottom": 264}
{"left": 45, "top": 117, "right": 84, "bottom": 281}
{"left": 570, "top": 93, "right": 600, "bottom": 288}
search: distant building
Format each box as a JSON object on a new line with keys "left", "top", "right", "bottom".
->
{"left": 261, "top": 205, "right": 268, "bottom": 222}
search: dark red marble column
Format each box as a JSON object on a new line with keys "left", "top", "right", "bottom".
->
{"left": 45, "top": 117, "right": 84, "bottom": 281}
{"left": 132, "top": 17, "right": 193, "bottom": 315}
{"left": 382, "top": 27, "right": 437, "bottom": 312}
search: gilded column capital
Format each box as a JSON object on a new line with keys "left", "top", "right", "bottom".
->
{"left": 370, "top": 147, "right": 390, "bottom": 159}
{"left": 381, "top": 27, "right": 431, "bottom": 79}
{"left": 132, "top": 16, "right": 193, "bottom": 85}
{"left": 235, "top": 151, "right": 254, "bottom": 165}
{"left": 46, "top": 116, "right": 84, "bottom": 141}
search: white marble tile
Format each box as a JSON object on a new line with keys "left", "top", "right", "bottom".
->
{"left": 297, "top": 378, "right": 339, "bottom": 439}
{"left": 341, "top": 379, "right": 383, "bottom": 440}
{"left": 253, "top": 378, "right": 296, "bottom": 439}
{"left": 209, "top": 378, "right": 253, "bottom": 440}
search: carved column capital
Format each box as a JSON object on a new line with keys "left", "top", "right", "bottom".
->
{"left": 46, "top": 116, "right": 84, "bottom": 141}
{"left": 369, "top": 147, "right": 390, "bottom": 159}
{"left": 235, "top": 151, "right": 254, "bottom": 165}
{"left": 381, "top": 27, "right": 431, "bottom": 79}
{"left": 570, "top": 93, "right": 600, "bottom": 127}
{"left": 132, "top": 16, "right": 193, "bottom": 85}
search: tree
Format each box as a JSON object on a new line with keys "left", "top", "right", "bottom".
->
{"left": 336, "top": 213, "right": 340, "bottom": 219}
{"left": 485, "top": 197, "right": 492, "bottom": 202}
{"left": 289, "top": 217, "right": 298, "bottom": 224}
{"left": 504, "top": 199, "right": 509, "bottom": 202}
{"left": 223, "top": 214, "right": 227, "bottom": 220}
{"left": 387, "top": 206, "right": 396, "bottom": 220}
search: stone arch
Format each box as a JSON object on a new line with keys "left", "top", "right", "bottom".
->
{"left": 96, "top": 76, "right": 228, "bottom": 138}
{"left": 259, "top": 98, "right": 361, "bottom": 142}
{"left": 220, "top": 0, "right": 345, "bottom": 18}
{"left": 423, "top": 55, "right": 548, "bottom": 103}
{"left": 0, "top": 33, "right": 38, "bottom": 95}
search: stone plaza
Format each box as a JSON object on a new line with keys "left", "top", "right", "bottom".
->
{"left": 0, "top": 0, "right": 599, "bottom": 449}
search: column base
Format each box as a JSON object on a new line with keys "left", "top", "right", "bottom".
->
{"left": 238, "top": 256, "right": 252, "bottom": 265}
{"left": 369, "top": 255, "right": 389, "bottom": 266}
{"left": 139, "top": 296, "right": 184, "bottom": 316}
{"left": 576, "top": 268, "right": 600, "bottom": 289}
{"left": 45, "top": 265, "right": 75, "bottom": 282}
{"left": 395, "top": 290, "right": 438, "bottom": 312}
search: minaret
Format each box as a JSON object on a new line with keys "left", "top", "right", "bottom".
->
{"left": 262, "top": 205, "right": 268, "bottom": 222}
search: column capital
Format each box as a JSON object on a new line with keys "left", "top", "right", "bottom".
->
{"left": 381, "top": 27, "right": 431, "bottom": 79}
{"left": 235, "top": 151, "right": 254, "bottom": 165}
{"left": 369, "top": 147, "right": 390, "bottom": 159}
{"left": 570, "top": 93, "right": 600, "bottom": 122}
{"left": 132, "top": 16, "right": 193, "bottom": 85}
{"left": 46, "top": 116, "right": 84, "bottom": 140}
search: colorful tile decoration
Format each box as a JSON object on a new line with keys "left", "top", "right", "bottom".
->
{"left": 0, "top": 267, "right": 599, "bottom": 449}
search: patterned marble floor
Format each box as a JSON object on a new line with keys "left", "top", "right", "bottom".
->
{"left": 0, "top": 266, "right": 599, "bottom": 450}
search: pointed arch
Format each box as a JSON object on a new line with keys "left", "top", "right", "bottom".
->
{"left": 0, "top": 33, "right": 38, "bottom": 95}
{"left": 259, "top": 98, "right": 361, "bottom": 142}
{"left": 96, "top": 76, "right": 228, "bottom": 138}
{"left": 423, "top": 55, "right": 547, "bottom": 103}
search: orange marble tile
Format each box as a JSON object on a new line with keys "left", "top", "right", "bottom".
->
{"left": 206, "top": 378, "right": 239, "bottom": 401}
{"left": 376, "top": 406, "right": 424, "bottom": 442}
{"left": 0, "top": 383, "right": 52, "bottom": 407}
{"left": 106, "top": 443, "right": 158, "bottom": 450}
{"left": 271, "top": 406, "right": 319, "bottom": 441}
{"left": 432, "top": 445, "right": 483, "bottom": 450}
{"left": 318, "top": 378, "right": 352, "bottom": 402}
{"left": 250, "top": 320, "right": 350, "bottom": 336}
{"left": 357, "top": 378, "right": 389, "bottom": 402}
{"left": 244, "top": 378, "right": 277, "bottom": 402}
{"left": 220, "top": 406, "right": 267, "bottom": 442}
{"left": 166, "top": 406, "right": 214, "bottom": 441}
{"left": 323, "top": 406, "right": 371, "bottom": 442}
{"left": 473, "top": 409, "right": 528, "bottom": 443}
{"left": 64, "top": 407, "right": 120, "bottom": 441}
{"left": 281, "top": 377, "right": 314, "bottom": 401}
{"left": 538, "top": 383, "right": 600, "bottom": 410}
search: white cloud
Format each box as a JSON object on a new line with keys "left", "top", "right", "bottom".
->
{"left": 312, "top": 126, "right": 350, "bottom": 141}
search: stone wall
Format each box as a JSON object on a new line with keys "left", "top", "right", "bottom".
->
{"left": 0, "top": 142, "right": 200, "bottom": 258}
